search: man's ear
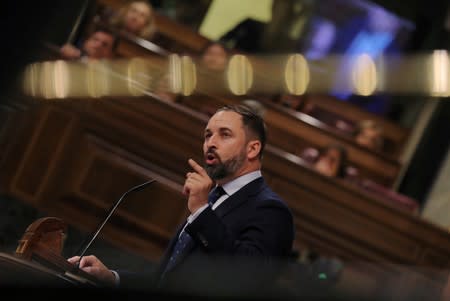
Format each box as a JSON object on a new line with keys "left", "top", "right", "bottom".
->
{"left": 247, "top": 140, "right": 261, "bottom": 160}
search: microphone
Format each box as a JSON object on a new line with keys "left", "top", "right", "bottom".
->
{"left": 74, "top": 179, "right": 157, "bottom": 265}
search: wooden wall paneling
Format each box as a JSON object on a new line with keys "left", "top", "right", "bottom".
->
{"left": 0, "top": 105, "right": 42, "bottom": 194}
{"left": 2, "top": 101, "right": 191, "bottom": 261}
{"left": 54, "top": 102, "right": 188, "bottom": 175}
{"left": 51, "top": 134, "right": 187, "bottom": 261}
{"left": 54, "top": 98, "right": 208, "bottom": 259}
{"left": 6, "top": 106, "right": 76, "bottom": 205}
{"left": 65, "top": 134, "right": 188, "bottom": 234}
{"left": 0, "top": 104, "right": 20, "bottom": 164}
{"left": 292, "top": 223, "right": 395, "bottom": 264}
{"left": 290, "top": 187, "right": 421, "bottom": 264}
{"left": 0, "top": 102, "right": 37, "bottom": 190}
{"left": 80, "top": 98, "right": 207, "bottom": 170}
{"left": 421, "top": 248, "right": 450, "bottom": 268}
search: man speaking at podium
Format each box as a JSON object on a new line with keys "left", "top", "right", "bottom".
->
{"left": 68, "top": 104, "right": 295, "bottom": 297}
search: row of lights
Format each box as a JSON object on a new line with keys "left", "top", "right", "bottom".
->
{"left": 22, "top": 51, "right": 450, "bottom": 99}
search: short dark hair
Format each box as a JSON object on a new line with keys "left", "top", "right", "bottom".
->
{"left": 87, "top": 24, "right": 120, "bottom": 52}
{"left": 216, "top": 104, "right": 267, "bottom": 159}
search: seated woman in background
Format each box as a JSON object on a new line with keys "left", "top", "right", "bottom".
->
{"left": 200, "top": 42, "right": 229, "bottom": 72}
{"left": 313, "top": 143, "right": 348, "bottom": 178}
{"left": 198, "top": 42, "right": 230, "bottom": 96}
{"left": 301, "top": 143, "right": 419, "bottom": 213}
{"left": 100, "top": 0, "right": 157, "bottom": 41}
{"left": 353, "top": 119, "right": 384, "bottom": 151}
{"left": 315, "top": 144, "right": 418, "bottom": 213}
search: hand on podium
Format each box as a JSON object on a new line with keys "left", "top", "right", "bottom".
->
{"left": 68, "top": 255, "right": 117, "bottom": 286}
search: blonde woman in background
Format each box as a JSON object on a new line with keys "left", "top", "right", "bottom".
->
{"left": 108, "top": 0, "right": 157, "bottom": 40}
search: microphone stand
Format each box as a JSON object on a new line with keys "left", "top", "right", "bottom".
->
{"left": 74, "top": 179, "right": 157, "bottom": 267}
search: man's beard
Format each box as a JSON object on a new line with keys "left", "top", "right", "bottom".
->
{"left": 204, "top": 148, "right": 246, "bottom": 180}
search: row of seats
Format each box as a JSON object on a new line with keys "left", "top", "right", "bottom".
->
{"left": 274, "top": 93, "right": 410, "bottom": 159}
{"left": 299, "top": 146, "right": 419, "bottom": 213}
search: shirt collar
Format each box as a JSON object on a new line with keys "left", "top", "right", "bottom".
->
{"left": 221, "top": 170, "right": 262, "bottom": 196}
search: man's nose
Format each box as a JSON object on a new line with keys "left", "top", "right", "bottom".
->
{"left": 205, "top": 135, "right": 218, "bottom": 148}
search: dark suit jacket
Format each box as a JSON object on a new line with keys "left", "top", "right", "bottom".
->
{"left": 119, "top": 176, "right": 295, "bottom": 297}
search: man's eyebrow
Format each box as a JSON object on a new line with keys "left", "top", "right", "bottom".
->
{"left": 205, "top": 126, "right": 232, "bottom": 131}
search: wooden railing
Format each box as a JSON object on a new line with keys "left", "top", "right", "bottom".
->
{"left": 292, "top": 93, "right": 411, "bottom": 160}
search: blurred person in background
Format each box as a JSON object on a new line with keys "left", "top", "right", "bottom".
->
{"left": 107, "top": 0, "right": 157, "bottom": 40}
{"left": 59, "top": 27, "right": 118, "bottom": 60}
{"left": 353, "top": 119, "right": 384, "bottom": 151}
{"left": 313, "top": 143, "right": 348, "bottom": 178}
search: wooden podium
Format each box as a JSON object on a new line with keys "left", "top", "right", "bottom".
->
{"left": 0, "top": 217, "right": 106, "bottom": 288}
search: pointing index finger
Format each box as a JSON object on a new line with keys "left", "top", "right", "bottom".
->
{"left": 188, "top": 158, "right": 207, "bottom": 176}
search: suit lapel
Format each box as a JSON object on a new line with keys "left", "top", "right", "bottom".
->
{"left": 215, "top": 177, "right": 265, "bottom": 218}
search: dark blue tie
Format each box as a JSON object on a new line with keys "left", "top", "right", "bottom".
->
{"left": 163, "top": 228, "right": 194, "bottom": 273}
{"left": 163, "top": 186, "right": 225, "bottom": 274}
{"left": 208, "top": 186, "right": 226, "bottom": 206}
